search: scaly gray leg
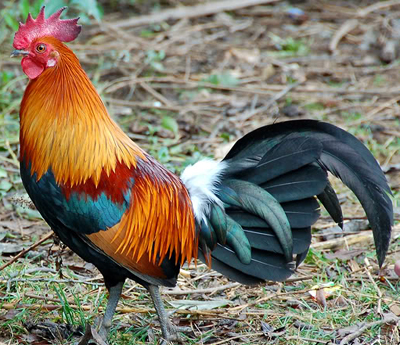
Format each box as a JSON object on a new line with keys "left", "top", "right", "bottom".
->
{"left": 148, "top": 284, "right": 184, "bottom": 342}
{"left": 97, "top": 281, "right": 124, "bottom": 340}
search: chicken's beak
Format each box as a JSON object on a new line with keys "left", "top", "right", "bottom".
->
{"left": 10, "top": 50, "right": 29, "bottom": 58}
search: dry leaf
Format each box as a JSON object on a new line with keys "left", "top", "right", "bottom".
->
{"left": 315, "top": 289, "right": 327, "bottom": 308}
{"left": 334, "top": 296, "right": 349, "bottom": 307}
{"left": 390, "top": 304, "right": 400, "bottom": 316}
{"left": 0, "top": 243, "right": 24, "bottom": 254}
{"left": 230, "top": 48, "right": 260, "bottom": 64}
{"left": 308, "top": 282, "right": 341, "bottom": 301}
{"left": 0, "top": 309, "right": 21, "bottom": 320}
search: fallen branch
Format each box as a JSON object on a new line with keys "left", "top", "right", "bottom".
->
{"left": 0, "top": 232, "right": 53, "bottom": 271}
{"left": 112, "top": 0, "right": 278, "bottom": 29}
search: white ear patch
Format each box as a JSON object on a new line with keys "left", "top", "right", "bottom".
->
{"left": 181, "top": 159, "right": 227, "bottom": 222}
{"left": 47, "top": 59, "right": 57, "bottom": 67}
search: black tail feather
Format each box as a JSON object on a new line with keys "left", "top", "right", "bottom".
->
{"left": 228, "top": 198, "right": 320, "bottom": 229}
{"left": 317, "top": 181, "right": 343, "bottom": 228}
{"left": 261, "top": 164, "right": 327, "bottom": 203}
{"left": 221, "top": 179, "right": 292, "bottom": 261}
{"left": 223, "top": 120, "right": 392, "bottom": 266}
{"left": 211, "top": 244, "right": 294, "bottom": 282}
{"left": 296, "top": 249, "right": 309, "bottom": 268}
{"left": 318, "top": 145, "right": 392, "bottom": 266}
{"left": 196, "top": 120, "right": 393, "bottom": 285}
{"left": 282, "top": 199, "right": 320, "bottom": 228}
{"left": 198, "top": 250, "right": 263, "bottom": 285}
{"left": 244, "top": 227, "right": 311, "bottom": 255}
{"left": 237, "top": 137, "right": 323, "bottom": 184}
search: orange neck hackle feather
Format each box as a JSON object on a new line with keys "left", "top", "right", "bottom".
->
{"left": 19, "top": 36, "right": 197, "bottom": 269}
{"left": 19, "top": 37, "right": 144, "bottom": 186}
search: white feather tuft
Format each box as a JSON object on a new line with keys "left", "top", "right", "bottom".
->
{"left": 181, "top": 159, "right": 227, "bottom": 222}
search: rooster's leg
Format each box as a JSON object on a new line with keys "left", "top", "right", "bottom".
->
{"left": 148, "top": 284, "right": 183, "bottom": 342}
{"left": 98, "top": 281, "right": 124, "bottom": 340}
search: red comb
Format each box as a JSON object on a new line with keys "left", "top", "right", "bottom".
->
{"left": 13, "top": 6, "right": 81, "bottom": 49}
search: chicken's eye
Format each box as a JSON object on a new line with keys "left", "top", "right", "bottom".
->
{"left": 36, "top": 44, "right": 46, "bottom": 53}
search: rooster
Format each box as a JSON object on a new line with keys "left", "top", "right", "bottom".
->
{"left": 11, "top": 7, "right": 392, "bottom": 344}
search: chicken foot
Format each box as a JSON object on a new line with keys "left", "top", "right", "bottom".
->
{"left": 148, "top": 284, "right": 189, "bottom": 343}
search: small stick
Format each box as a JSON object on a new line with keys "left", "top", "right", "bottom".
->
{"left": 229, "top": 287, "right": 311, "bottom": 313}
{"left": 139, "top": 82, "right": 174, "bottom": 107}
{"left": 364, "top": 258, "right": 382, "bottom": 315}
{"left": 0, "top": 231, "right": 53, "bottom": 271}
{"left": 107, "top": 98, "right": 189, "bottom": 112}
{"left": 285, "top": 275, "right": 314, "bottom": 282}
{"left": 210, "top": 332, "right": 264, "bottom": 345}
{"left": 329, "top": 19, "right": 358, "bottom": 53}
{"left": 210, "top": 332, "right": 330, "bottom": 345}
{"left": 339, "top": 314, "right": 399, "bottom": 345}
{"left": 357, "top": 0, "right": 400, "bottom": 17}
{"left": 238, "top": 81, "right": 302, "bottom": 122}
{"left": 112, "top": 0, "right": 279, "bottom": 29}
{"left": 312, "top": 226, "right": 400, "bottom": 251}
{"left": 311, "top": 232, "right": 374, "bottom": 250}
{"left": 163, "top": 282, "right": 240, "bottom": 295}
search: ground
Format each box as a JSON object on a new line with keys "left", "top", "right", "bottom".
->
{"left": 0, "top": 0, "right": 400, "bottom": 344}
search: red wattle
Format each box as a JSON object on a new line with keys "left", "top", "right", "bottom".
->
{"left": 21, "top": 57, "right": 44, "bottom": 79}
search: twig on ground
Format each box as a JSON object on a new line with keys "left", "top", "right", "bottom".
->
{"left": 311, "top": 231, "right": 375, "bottom": 251}
{"left": 163, "top": 282, "right": 240, "bottom": 295}
{"left": 329, "top": 19, "right": 359, "bottom": 53}
{"left": 353, "top": 96, "right": 400, "bottom": 125}
{"left": 107, "top": 98, "right": 185, "bottom": 113}
{"left": 364, "top": 258, "right": 383, "bottom": 315}
{"left": 228, "top": 286, "right": 315, "bottom": 313}
{"left": 312, "top": 225, "right": 400, "bottom": 251}
{"left": 339, "top": 314, "right": 399, "bottom": 345}
{"left": 238, "top": 81, "right": 303, "bottom": 122}
{"left": 357, "top": 0, "right": 400, "bottom": 17}
{"left": 210, "top": 332, "right": 264, "bottom": 345}
{"left": 344, "top": 290, "right": 398, "bottom": 305}
{"left": 112, "top": 0, "right": 279, "bottom": 29}
{"left": 285, "top": 275, "right": 314, "bottom": 282}
{"left": 0, "top": 232, "right": 53, "bottom": 271}
{"left": 139, "top": 82, "right": 174, "bottom": 107}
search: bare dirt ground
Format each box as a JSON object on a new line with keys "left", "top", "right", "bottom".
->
{"left": 0, "top": 0, "right": 400, "bottom": 344}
